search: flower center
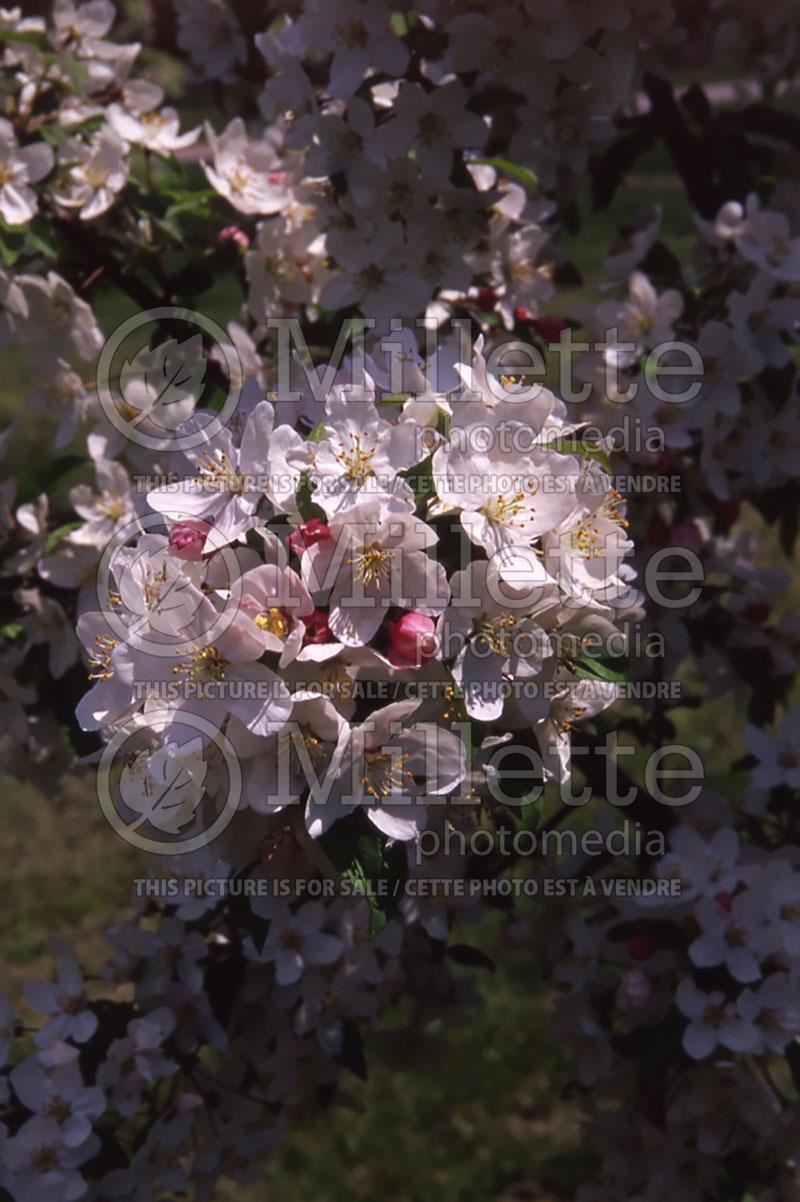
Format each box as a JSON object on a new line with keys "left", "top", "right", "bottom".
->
{"left": 84, "top": 163, "right": 109, "bottom": 188}
{"left": 418, "top": 113, "right": 447, "bottom": 147}
{"left": 480, "top": 491, "right": 529, "bottom": 527}
{"left": 333, "top": 430, "right": 377, "bottom": 484}
{"left": 44, "top": 1094, "right": 72, "bottom": 1123}
{"left": 89, "top": 633, "right": 117, "bottom": 681}
{"left": 30, "top": 1144, "right": 60, "bottom": 1174}
{"left": 229, "top": 165, "right": 253, "bottom": 196}
{"left": 173, "top": 644, "right": 229, "bottom": 693}
{"left": 334, "top": 19, "right": 368, "bottom": 48}
{"left": 362, "top": 748, "right": 414, "bottom": 800}
{"left": 195, "top": 448, "right": 242, "bottom": 493}
{"left": 347, "top": 541, "right": 394, "bottom": 591}
{"left": 472, "top": 611, "right": 517, "bottom": 656}
{"left": 98, "top": 489, "right": 128, "bottom": 520}
{"left": 255, "top": 607, "right": 289, "bottom": 637}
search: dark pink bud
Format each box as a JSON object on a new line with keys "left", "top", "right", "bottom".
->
{"left": 303, "top": 610, "right": 330, "bottom": 645}
{"left": 531, "top": 315, "right": 567, "bottom": 342}
{"left": 168, "top": 519, "right": 211, "bottom": 561}
{"left": 743, "top": 600, "right": 772, "bottom": 625}
{"left": 475, "top": 288, "right": 498, "bottom": 312}
{"left": 286, "top": 519, "right": 332, "bottom": 555}
{"left": 714, "top": 891, "right": 733, "bottom": 912}
{"left": 670, "top": 522, "right": 702, "bottom": 549}
{"left": 219, "top": 225, "right": 250, "bottom": 248}
{"left": 385, "top": 613, "right": 437, "bottom": 669}
{"left": 712, "top": 499, "right": 740, "bottom": 530}
{"left": 627, "top": 934, "right": 656, "bottom": 961}
{"left": 646, "top": 518, "right": 671, "bottom": 547}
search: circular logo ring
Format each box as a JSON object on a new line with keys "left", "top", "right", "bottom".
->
{"left": 96, "top": 513, "right": 245, "bottom": 659}
{"left": 96, "top": 306, "right": 242, "bottom": 451}
{"left": 97, "top": 708, "right": 243, "bottom": 855}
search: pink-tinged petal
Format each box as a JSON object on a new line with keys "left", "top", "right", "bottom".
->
{"left": 274, "top": 949, "right": 303, "bottom": 986}
{"left": 367, "top": 802, "right": 426, "bottom": 841}
{"left": 0, "top": 182, "right": 35, "bottom": 225}
{"left": 147, "top": 484, "right": 228, "bottom": 522}
{"left": 328, "top": 600, "right": 383, "bottom": 647}
{"left": 18, "top": 141, "right": 54, "bottom": 183}
{"left": 304, "top": 932, "right": 343, "bottom": 965}
{"left": 239, "top": 400, "right": 274, "bottom": 476}
{"left": 23, "top": 980, "right": 58, "bottom": 1014}
{"left": 224, "top": 664, "right": 292, "bottom": 737}
{"left": 682, "top": 1021, "right": 716, "bottom": 1060}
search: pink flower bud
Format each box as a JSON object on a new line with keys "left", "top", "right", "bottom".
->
{"left": 531, "top": 315, "right": 567, "bottom": 342}
{"left": 743, "top": 600, "right": 772, "bottom": 625}
{"left": 714, "top": 890, "right": 733, "bottom": 912}
{"left": 286, "top": 519, "right": 332, "bottom": 555}
{"left": 168, "top": 519, "right": 211, "bottom": 561}
{"left": 627, "top": 934, "right": 656, "bottom": 961}
{"left": 475, "top": 287, "right": 498, "bottom": 312}
{"left": 385, "top": 613, "right": 437, "bottom": 669}
{"left": 711, "top": 498, "right": 740, "bottom": 530}
{"left": 303, "top": 610, "right": 330, "bottom": 646}
{"left": 219, "top": 225, "right": 250, "bottom": 248}
{"left": 670, "top": 522, "right": 702, "bottom": 549}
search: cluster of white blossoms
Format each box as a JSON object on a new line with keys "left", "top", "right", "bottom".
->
{"left": 0, "top": 0, "right": 798, "bottom": 1199}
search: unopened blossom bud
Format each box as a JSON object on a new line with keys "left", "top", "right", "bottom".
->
{"left": 616, "top": 968, "right": 651, "bottom": 1010}
{"left": 743, "top": 600, "right": 772, "bottom": 625}
{"left": 670, "top": 522, "right": 702, "bottom": 549}
{"left": 219, "top": 225, "right": 250, "bottom": 248}
{"left": 711, "top": 498, "right": 740, "bottom": 530}
{"left": 714, "top": 890, "right": 733, "bottom": 912}
{"left": 303, "top": 610, "right": 330, "bottom": 645}
{"left": 650, "top": 451, "right": 674, "bottom": 471}
{"left": 531, "top": 315, "right": 567, "bottom": 342}
{"left": 168, "top": 519, "right": 211, "bottom": 560}
{"left": 645, "top": 518, "right": 671, "bottom": 547}
{"left": 286, "top": 519, "right": 332, "bottom": 555}
{"left": 385, "top": 612, "right": 437, "bottom": 669}
{"left": 627, "top": 934, "right": 656, "bottom": 961}
{"left": 475, "top": 287, "right": 498, "bottom": 312}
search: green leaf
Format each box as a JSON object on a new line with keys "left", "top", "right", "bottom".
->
{"left": 466, "top": 155, "right": 539, "bottom": 191}
{"left": 324, "top": 824, "right": 407, "bottom": 937}
{"left": 338, "top": 1016, "right": 367, "bottom": 1080}
{"left": 519, "top": 792, "right": 545, "bottom": 830}
{"left": 401, "top": 452, "right": 434, "bottom": 515}
{"left": 0, "top": 28, "right": 48, "bottom": 50}
{"left": 545, "top": 436, "right": 612, "bottom": 474}
{"left": 24, "top": 218, "right": 58, "bottom": 261}
{"left": 446, "top": 944, "right": 495, "bottom": 970}
{"left": 573, "top": 659, "right": 630, "bottom": 685}
{"left": 306, "top": 422, "right": 327, "bottom": 443}
{"left": 295, "top": 471, "right": 326, "bottom": 521}
{"left": 164, "top": 189, "right": 218, "bottom": 219}
{"left": 44, "top": 521, "right": 82, "bottom": 555}
{"left": 56, "top": 56, "right": 90, "bottom": 93}
{"left": 787, "top": 1043, "right": 800, "bottom": 1096}
{"left": 0, "top": 621, "right": 23, "bottom": 640}
{"left": 0, "top": 230, "right": 24, "bottom": 266}
{"left": 376, "top": 394, "right": 409, "bottom": 407}
{"left": 17, "top": 455, "right": 90, "bottom": 507}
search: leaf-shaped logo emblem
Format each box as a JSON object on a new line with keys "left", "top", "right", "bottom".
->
{"left": 114, "top": 548, "right": 206, "bottom": 639}
{"left": 119, "top": 738, "right": 207, "bottom": 835}
{"left": 119, "top": 334, "right": 206, "bottom": 432}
